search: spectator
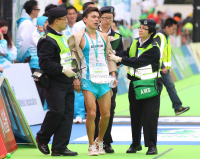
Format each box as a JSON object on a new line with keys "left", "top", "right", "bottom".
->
{"left": 71, "top": 2, "right": 95, "bottom": 34}
{"left": 0, "top": 20, "right": 17, "bottom": 65}
{"left": 59, "top": 0, "right": 70, "bottom": 9}
{"left": 16, "top": 0, "right": 39, "bottom": 63}
{"left": 62, "top": 6, "right": 77, "bottom": 38}
{"left": 45, "top": 4, "right": 57, "bottom": 12}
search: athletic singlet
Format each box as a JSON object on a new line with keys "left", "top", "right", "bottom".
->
{"left": 81, "top": 31, "right": 109, "bottom": 83}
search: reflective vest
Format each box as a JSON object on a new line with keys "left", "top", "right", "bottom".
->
{"left": 46, "top": 33, "right": 72, "bottom": 71}
{"left": 114, "top": 33, "right": 120, "bottom": 39}
{"left": 128, "top": 39, "right": 161, "bottom": 80}
{"left": 154, "top": 32, "right": 171, "bottom": 69}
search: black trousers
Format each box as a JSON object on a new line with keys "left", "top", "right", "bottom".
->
{"left": 37, "top": 79, "right": 74, "bottom": 150}
{"left": 129, "top": 82, "right": 160, "bottom": 147}
{"left": 31, "top": 68, "right": 45, "bottom": 106}
{"left": 94, "top": 87, "right": 117, "bottom": 144}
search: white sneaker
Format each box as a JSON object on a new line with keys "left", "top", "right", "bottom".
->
{"left": 73, "top": 117, "right": 83, "bottom": 124}
{"left": 95, "top": 138, "right": 105, "bottom": 155}
{"left": 88, "top": 145, "right": 98, "bottom": 156}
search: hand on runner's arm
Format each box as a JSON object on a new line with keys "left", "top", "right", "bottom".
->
{"left": 108, "top": 50, "right": 122, "bottom": 63}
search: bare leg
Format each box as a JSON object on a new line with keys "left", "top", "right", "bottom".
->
{"left": 97, "top": 91, "right": 111, "bottom": 141}
{"left": 83, "top": 90, "right": 96, "bottom": 145}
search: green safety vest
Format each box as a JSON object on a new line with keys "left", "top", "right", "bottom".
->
{"left": 128, "top": 39, "right": 161, "bottom": 80}
{"left": 114, "top": 33, "right": 120, "bottom": 39}
{"left": 46, "top": 33, "right": 72, "bottom": 71}
{"left": 154, "top": 32, "right": 171, "bottom": 69}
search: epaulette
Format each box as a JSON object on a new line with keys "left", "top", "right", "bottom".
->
{"left": 152, "top": 40, "right": 157, "bottom": 46}
{"left": 41, "top": 34, "right": 47, "bottom": 39}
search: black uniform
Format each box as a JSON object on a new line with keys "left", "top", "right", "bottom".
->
{"left": 94, "top": 27, "right": 124, "bottom": 145}
{"left": 36, "top": 25, "right": 74, "bottom": 150}
{"left": 116, "top": 36, "right": 162, "bottom": 148}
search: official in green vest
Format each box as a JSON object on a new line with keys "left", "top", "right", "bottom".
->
{"left": 108, "top": 19, "right": 162, "bottom": 155}
{"left": 35, "top": 7, "right": 78, "bottom": 156}
{"left": 154, "top": 18, "right": 190, "bottom": 115}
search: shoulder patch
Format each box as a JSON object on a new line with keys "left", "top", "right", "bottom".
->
{"left": 41, "top": 34, "right": 46, "bottom": 39}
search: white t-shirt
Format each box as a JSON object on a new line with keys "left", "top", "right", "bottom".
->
{"left": 72, "top": 20, "right": 86, "bottom": 34}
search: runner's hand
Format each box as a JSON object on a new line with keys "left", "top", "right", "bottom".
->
{"left": 162, "top": 68, "right": 168, "bottom": 74}
{"left": 73, "top": 78, "right": 80, "bottom": 93}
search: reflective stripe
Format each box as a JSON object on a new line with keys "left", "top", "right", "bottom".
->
{"left": 60, "top": 52, "right": 71, "bottom": 59}
{"left": 129, "top": 68, "right": 161, "bottom": 79}
{"left": 61, "top": 57, "right": 72, "bottom": 65}
{"left": 163, "top": 61, "right": 171, "bottom": 67}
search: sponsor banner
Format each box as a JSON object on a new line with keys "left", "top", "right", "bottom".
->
{"left": 181, "top": 45, "right": 199, "bottom": 74}
{"left": 2, "top": 64, "right": 45, "bottom": 126}
{"left": 0, "top": 83, "right": 18, "bottom": 158}
{"left": 172, "top": 47, "right": 193, "bottom": 78}
{"left": 189, "top": 43, "right": 200, "bottom": 71}
{"left": 73, "top": 125, "right": 200, "bottom": 145}
{"left": 1, "top": 77, "right": 36, "bottom": 146}
{"left": 171, "top": 53, "right": 184, "bottom": 80}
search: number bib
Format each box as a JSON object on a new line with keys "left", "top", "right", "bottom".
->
{"left": 90, "top": 66, "right": 110, "bottom": 84}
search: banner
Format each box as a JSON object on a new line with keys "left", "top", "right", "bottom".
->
{"left": 171, "top": 53, "right": 184, "bottom": 80}
{"left": 172, "top": 47, "right": 193, "bottom": 78}
{"left": 2, "top": 64, "right": 45, "bottom": 126}
{"left": 181, "top": 45, "right": 199, "bottom": 74}
{"left": 110, "top": 0, "right": 124, "bottom": 21}
{"left": 0, "top": 79, "right": 18, "bottom": 158}
{"left": 189, "top": 43, "right": 200, "bottom": 71}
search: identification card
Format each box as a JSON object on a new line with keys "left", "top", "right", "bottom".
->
{"left": 94, "top": 63, "right": 103, "bottom": 72}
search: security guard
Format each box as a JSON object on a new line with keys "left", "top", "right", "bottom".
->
{"left": 94, "top": 6, "right": 124, "bottom": 153}
{"left": 108, "top": 19, "right": 162, "bottom": 155}
{"left": 154, "top": 18, "right": 190, "bottom": 115}
{"left": 36, "top": 7, "right": 78, "bottom": 156}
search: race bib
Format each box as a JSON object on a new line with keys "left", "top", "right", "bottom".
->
{"left": 90, "top": 66, "right": 110, "bottom": 84}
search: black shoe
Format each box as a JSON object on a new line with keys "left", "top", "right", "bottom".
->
{"left": 146, "top": 146, "right": 157, "bottom": 155}
{"left": 103, "top": 143, "right": 114, "bottom": 153}
{"left": 51, "top": 148, "right": 78, "bottom": 156}
{"left": 175, "top": 106, "right": 190, "bottom": 115}
{"left": 126, "top": 144, "right": 142, "bottom": 153}
{"left": 36, "top": 136, "right": 50, "bottom": 155}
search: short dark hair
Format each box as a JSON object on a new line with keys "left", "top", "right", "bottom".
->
{"left": 62, "top": 0, "right": 67, "bottom": 3}
{"left": 83, "top": 2, "right": 94, "bottom": 11}
{"left": 66, "top": 6, "right": 77, "bottom": 14}
{"left": 48, "top": 16, "right": 56, "bottom": 25}
{"left": 157, "top": 11, "right": 162, "bottom": 15}
{"left": 83, "top": 7, "right": 100, "bottom": 19}
{"left": 23, "top": 0, "right": 38, "bottom": 15}
{"left": 164, "top": 18, "right": 178, "bottom": 28}
{"left": 45, "top": 4, "right": 57, "bottom": 12}
{"left": 148, "top": 26, "right": 156, "bottom": 38}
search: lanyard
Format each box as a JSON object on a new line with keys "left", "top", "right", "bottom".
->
{"left": 86, "top": 28, "right": 99, "bottom": 62}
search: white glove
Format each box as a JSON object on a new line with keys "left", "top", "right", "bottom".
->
{"left": 63, "top": 67, "right": 76, "bottom": 77}
{"left": 108, "top": 53, "right": 121, "bottom": 63}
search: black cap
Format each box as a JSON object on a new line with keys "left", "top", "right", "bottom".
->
{"left": 139, "top": 19, "right": 156, "bottom": 28}
{"left": 100, "top": 6, "right": 115, "bottom": 14}
{"left": 48, "top": 7, "right": 67, "bottom": 18}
